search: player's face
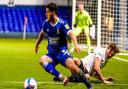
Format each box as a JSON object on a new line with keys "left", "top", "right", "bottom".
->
{"left": 106, "top": 48, "right": 115, "bottom": 59}
{"left": 78, "top": 4, "right": 84, "bottom": 12}
{"left": 45, "top": 8, "right": 54, "bottom": 21}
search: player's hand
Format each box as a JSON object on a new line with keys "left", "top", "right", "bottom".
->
{"left": 75, "top": 45, "right": 81, "bottom": 53}
{"left": 35, "top": 46, "right": 40, "bottom": 54}
{"left": 106, "top": 76, "right": 114, "bottom": 81}
{"left": 103, "top": 80, "right": 113, "bottom": 84}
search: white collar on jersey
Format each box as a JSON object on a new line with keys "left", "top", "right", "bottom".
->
{"left": 50, "top": 17, "right": 59, "bottom": 27}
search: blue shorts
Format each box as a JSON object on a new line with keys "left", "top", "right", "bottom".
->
{"left": 46, "top": 48, "right": 72, "bottom": 67}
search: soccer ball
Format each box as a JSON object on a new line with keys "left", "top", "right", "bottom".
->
{"left": 24, "top": 78, "right": 37, "bottom": 89}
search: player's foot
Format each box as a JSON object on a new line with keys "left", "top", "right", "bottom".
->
{"left": 63, "top": 76, "right": 69, "bottom": 86}
{"left": 53, "top": 77, "right": 61, "bottom": 81}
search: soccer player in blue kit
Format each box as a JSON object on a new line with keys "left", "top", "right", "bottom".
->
{"left": 35, "top": 2, "right": 93, "bottom": 89}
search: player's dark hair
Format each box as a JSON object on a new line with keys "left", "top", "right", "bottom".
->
{"left": 46, "top": 2, "right": 58, "bottom": 15}
{"left": 78, "top": 2, "right": 85, "bottom": 9}
{"left": 108, "top": 43, "right": 119, "bottom": 55}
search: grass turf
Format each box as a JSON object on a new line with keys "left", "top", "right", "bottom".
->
{"left": 0, "top": 38, "right": 128, "bottom": 89}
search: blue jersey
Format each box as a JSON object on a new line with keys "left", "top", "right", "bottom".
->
{"left": 42, "top": 18, "right": 71, "bottom": 53}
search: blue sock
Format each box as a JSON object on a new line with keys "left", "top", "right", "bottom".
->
{"left": 42, "top": 62, "right": 60, "bottom": 78}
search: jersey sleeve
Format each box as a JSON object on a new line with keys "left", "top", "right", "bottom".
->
{"left": 94, "top": 48, "right": 104, "bottom": 61}
{"left": 62, "top": 21, "right": 72, "bottom": 35}
{"left": 86, "top": 12, "right": 93, "bottom": 27}
{"left": 74, "top": 11, "right": 78, "bottom": 26}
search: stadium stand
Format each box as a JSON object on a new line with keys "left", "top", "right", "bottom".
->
{"left": 0, "top": 5, "right": 72, "bottom": 37}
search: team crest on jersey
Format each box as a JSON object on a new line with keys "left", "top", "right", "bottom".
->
{"left": 65, "top": 24, "right": 70, "bottom": 29}
{"left": 47, "top": 29, "right": 49, "bottom": 32}
{"left": 57, "top": 29, "right": 60, "bottom": 34}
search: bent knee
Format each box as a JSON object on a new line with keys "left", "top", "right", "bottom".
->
{"left": 39, "top": 57, "right": 45, "bottom": 65}
{"left": 39, "top": 55, "right": 52, "bottom": 65}
{"left": 69, "top": 64, "right": 80, "bottom": 74}
{"left": 69, "top": 64, "right": 76, "bottom": 70}
{"left": 66, "top": 59, "right": 79, "bottom": 72}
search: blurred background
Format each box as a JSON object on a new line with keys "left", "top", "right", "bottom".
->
{"left": 0, "top": 0, "right": 128, "bottom": 89}
{"left": 0, "top": 0, "right": 128, "bottom": 51}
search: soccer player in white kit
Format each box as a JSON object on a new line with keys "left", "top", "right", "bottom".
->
{"left": 72, "top": 43, "right": 119, "bottom": 84}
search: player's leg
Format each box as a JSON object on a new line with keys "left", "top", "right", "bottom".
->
{"left": 70, "top": 58, "right": 90, "bottom": 82}
{"left": 73, "top": 58, "right": 81, "bottom": 67}
{"left": 39, "top": 54, "right": 66, "bottom": 81}
{"left": 84, "top": 26, "right": 91, "bottom": 54}
{"left": 56, "top": 49, "right": 93, "bottom": 89}
{"left": 70, "top": 27, "right": 82, "bottom": 52}
{"left": 53, "top": 58, "right": 81, "bottom": 82}
{"left": 66, "top": 58, "right": 93, "bottom": 89}
{"left": 53, "top": 58, "right": 90, "bottom": 83}
{"left": 73, "top": 58, "right": 85, "bottom": 72}
{"left": 74, "top": 58, "right": 86, "bottom": 73}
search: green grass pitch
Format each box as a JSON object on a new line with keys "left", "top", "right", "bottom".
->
{"left": 0, "top": 38, "right": 128, "bottom": 89}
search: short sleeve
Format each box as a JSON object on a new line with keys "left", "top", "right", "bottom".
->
{"left": 94, "top": 48, "right": 104, "bottom": 61}
{"left": 62, "top": 22, "right": 72, "bottom": 35}
{"left": 74, "top": 11, "right": 78, "bottom": 25}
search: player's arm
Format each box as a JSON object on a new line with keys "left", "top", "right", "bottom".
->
{"left": 93, "top": 58, "right": 104, "bottom": 81}
{"left": 35, "top": 31, "right": 45, "bottom": 54}
{"left": 74, "top": 12, "right": 78, "bottom": 28}
{"left": 88, "top": 16, "right": 93, "bottom": 27}
{"left": 68, "top": 31, "right": 80, "bottom": 53}
{"left": 93, "top": 58, "right": 113, "bottom": 84}
{"left": 92, "top": 71, "right": 114, "bottom": 81}
{"left": 86, "top": 12, "right": 93, "bottom": 27}
{"left": 62, "top": 21, "right": 80, "bottom": 53}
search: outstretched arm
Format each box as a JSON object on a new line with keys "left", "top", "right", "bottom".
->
{"left": 92, "top": 72, "right": 114, "bottom": 82}
{"left": 35, "top": 31, "right": 45, "bottom": 54}
{"left": 68, "top": 31, "right": 81, "bottom": 53}
{"left": 93, "top": 58, "right": 113, "bottom": 84}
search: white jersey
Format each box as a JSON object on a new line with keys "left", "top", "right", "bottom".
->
{"left": 81, "top": 47, "right": 106, "bottom": 74}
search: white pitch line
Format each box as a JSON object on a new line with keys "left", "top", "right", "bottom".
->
{"left": 118, "top": 53, "right": 128, "bottom": 56}
{"left": 2, "top": 81, "right": 128, "bottom": 86}
{"left": 114, "top": 57, "right": 128, "bottom": 62}
{"left": 3, "top": 81, "right": 63, "bottom": 85}
{"left": 94, "top": 83, "right": 128, "bottom": 86}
